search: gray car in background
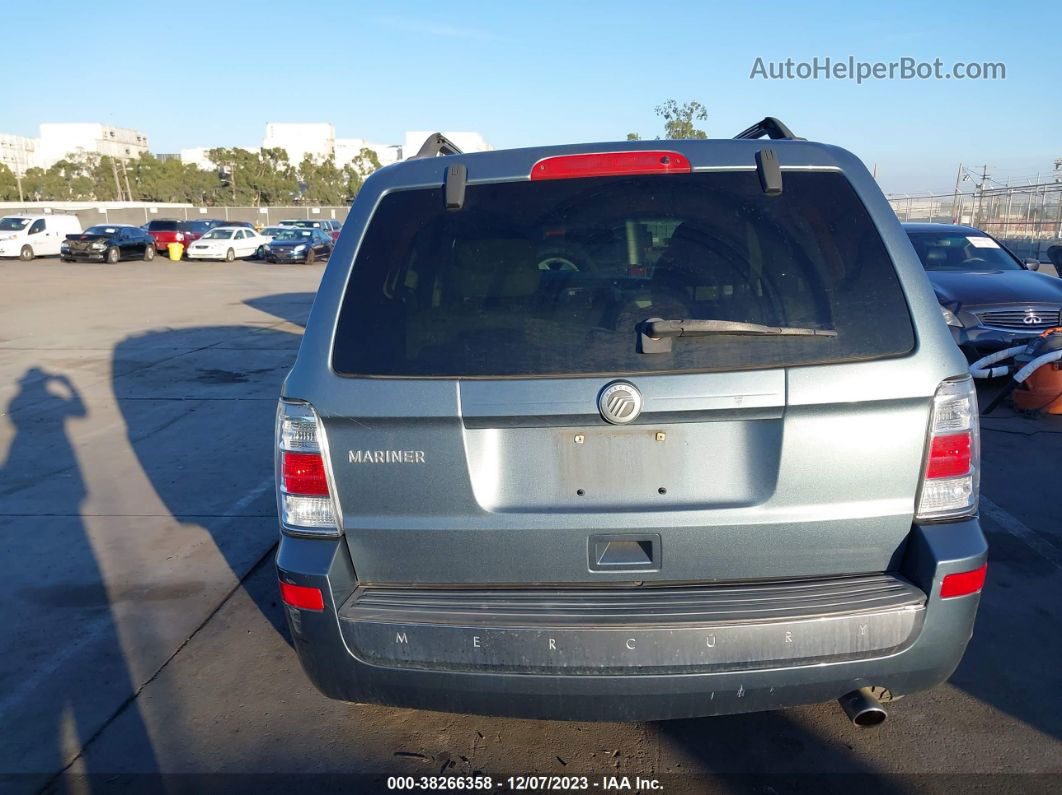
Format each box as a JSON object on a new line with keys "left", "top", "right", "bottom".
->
{"left": 273, "top": 122, "right": 988, "bottom": 724}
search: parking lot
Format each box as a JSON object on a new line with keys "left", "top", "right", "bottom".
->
{"left": 1, "top": 257, "right": 1061, "bottom": 793}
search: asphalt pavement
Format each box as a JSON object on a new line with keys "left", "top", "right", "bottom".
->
{"left": 0, "top": 257, "right": 1060, "bottom": 794}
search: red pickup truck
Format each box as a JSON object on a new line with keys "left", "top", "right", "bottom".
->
{"left": 146, "top": 219, "right": 222, "bottom": 255}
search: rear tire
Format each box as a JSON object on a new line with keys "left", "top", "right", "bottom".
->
{"left": 106, "top": 246, "right": 120, "bottom": 264}
{"left": 143, "top": 245, "right": 156, "bottom": 262}
{"left": 304, "top": 248, "right": 315, "bottom": 265}
{"left": 19, "top": 245, "right": 33, "bottom": 261}
{"left": 225, "top": 248, "right": 235, "bottom": 262}
{"left": 60, "top": 257, "right": 74, "bottom": 263}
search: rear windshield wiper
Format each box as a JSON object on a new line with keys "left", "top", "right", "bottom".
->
{"left": 638, "top": 317, "right": 837, "bottom": 354}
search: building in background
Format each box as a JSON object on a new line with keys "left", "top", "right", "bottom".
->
{"left": 0, "top": 133, "right": 36, "bottom": 176}
{"left": 334, "top": 138, "right": 402, "bottom": 168}
{"left": 262, "top": 123, "right": 335, "bottom": 166}
{"left": 179, "top": 147, "right": 215, "bottom": 170}
{"left": 33, "top": 123, "right": 148, "bottom": 169}
{"left": 179, "top": 146, "right": 261, "bottom": 171}
{"left": 262, "top": 124, "right": 491, "bottom": 169}
{"left": 0, "top": 124, "right": 148, "bottom": 176}
{"left": 2, "top": 121, "right": 492, "bottom": 175}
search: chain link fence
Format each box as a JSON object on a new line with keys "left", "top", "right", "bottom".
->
{"left": 888, "top": 183, "right": 1062, "bottom": 263}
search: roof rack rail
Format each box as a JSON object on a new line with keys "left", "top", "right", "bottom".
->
{"left": 412, "top": 132, "right": 464, "bottom": 159}
{"left": 733, "top": 117, "right": 803, "bottom": 141}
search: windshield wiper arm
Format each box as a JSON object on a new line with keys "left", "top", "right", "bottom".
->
{"left": 638, "top": 317, "right": 837, "bottom": 354}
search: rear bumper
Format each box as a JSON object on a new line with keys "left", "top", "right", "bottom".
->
{"left": 276, "top": 519, "right": 986, "bottom": 721}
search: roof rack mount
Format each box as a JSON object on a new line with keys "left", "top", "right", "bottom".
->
{"left": 733, "top": 117, "right": 803, "bottom": 141}
{"left": 413, "top": 133, "right": 464, "bottom": 159}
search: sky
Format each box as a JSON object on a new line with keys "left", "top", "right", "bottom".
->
{"left": 3, "top": 0, "right": 1058, "bottom": 194}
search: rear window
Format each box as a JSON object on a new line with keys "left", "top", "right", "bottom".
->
{"left": 147, "top": 220, "right": 179, "bottom": 231}
{"left": 182, "top": 221, "right": 212, "bottom": 233}
{"left": 333, "top": 171, "right": 914, "bottom": 378}
{"left": 907, "top": 230, "right": 1022, "bottom": 272}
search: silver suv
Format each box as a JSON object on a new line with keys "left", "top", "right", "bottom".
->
{"left": 274, "top": 121, "right": 987, "bottom": 724}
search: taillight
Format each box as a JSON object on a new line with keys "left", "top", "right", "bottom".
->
{"left": 940, "top": 564, "right": 988, "bottom": 599}
{"left": 176, "top": 232, "right": 185, "bottom": 241}
{"left": 281, "top": 452, "right": 328, "bottom": 496}
{"left": 279, "top": 581, "right": 325, "bottom": 610}
{"left": 925, "top": 434, "right": 972, "bottom": 478}
{"left": 530, "top": 151, "right": 691, "bottom": 181}
{"left": 276, "top": 400, "right": 338, "bottom": 536}
{"left": 916, "top": 377, "right": 979, "bottom": 521}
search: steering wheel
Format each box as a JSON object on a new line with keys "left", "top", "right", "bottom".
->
{"left": 537, "top": 255, "right": 581, "bottom": 272}
{"left": 535, "top": 243, "right": 595, "bottom": 273}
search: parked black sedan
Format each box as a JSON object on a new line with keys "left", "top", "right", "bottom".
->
{"left": 903, "top": 223, "right": 1062, "bottom": 357}
{"left": 61, "top": 224, "right": 157, "bottom": 263}
{"left": 262, "top": 227, "right": 333, "bottom": 264}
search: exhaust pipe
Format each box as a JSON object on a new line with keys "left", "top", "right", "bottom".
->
{"left": 838, "top": 687, "right": 887, "bottom": 727}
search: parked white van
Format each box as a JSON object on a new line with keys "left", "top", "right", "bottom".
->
{"left": 0, "top": 214, "right": 83, "bottom": 260}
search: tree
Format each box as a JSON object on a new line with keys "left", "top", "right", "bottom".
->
{"left": 19, "top": 153, "right": 106, "bottom": 200}
{"left": 342, "top": 148, "right": 383, "bottom": 201}
{"left": 654, "top": 99, "right": 708, "bottom": 139}
{"left": 298, "top": 155, "right": 348, "bottom": 205}
{"left": 206, "top": 147, "right": 298, "bottom": 205}
{"left": 0, "top": 163, "right": 21, "bottom": 201}
{"left": 128, "top": 153, "right": 219, "bottom": 204}
{"left": 626, "top": 132, "right": 642, "bottom": 141}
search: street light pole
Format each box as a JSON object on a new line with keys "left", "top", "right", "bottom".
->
{"left": 973, "top": 164, "right": 989, "bottom": 227}
{"left": 121, "top": 159, "right": 133, "bottom": 202}
{"left": 952, "top": 162, "right": 963, "bottom": 223}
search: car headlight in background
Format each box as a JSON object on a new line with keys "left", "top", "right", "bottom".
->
{"left": 90, "top": 242, "right": 107, "bottom": 251}
{"left": 941, "top": 307, "right": 963, "bottom": 328}
{"left": 293, "top": 245, "right": 306, "bottom": 253}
